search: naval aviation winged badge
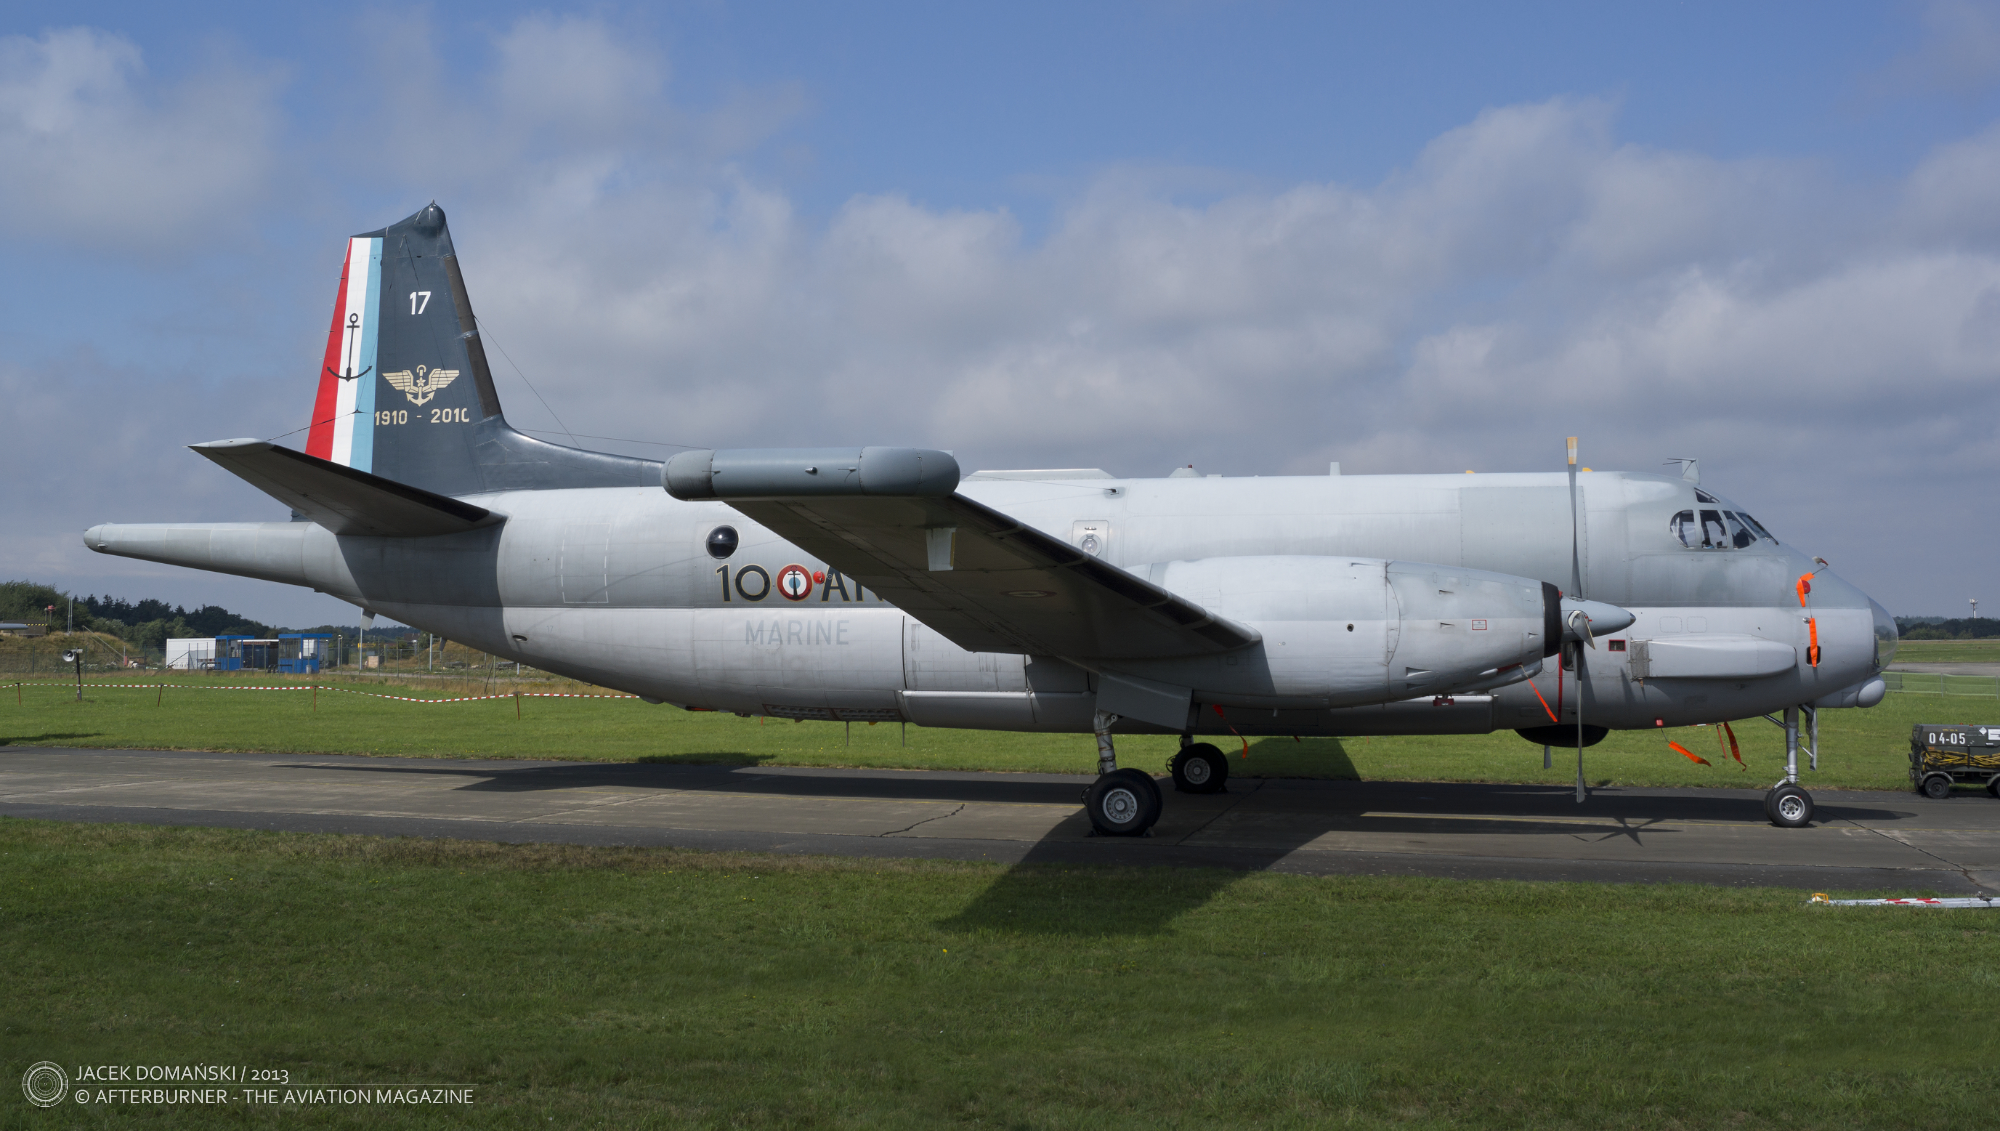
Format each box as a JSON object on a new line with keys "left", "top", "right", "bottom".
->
{"left": 383, "top": 364, "right": 459, "bottom": 406}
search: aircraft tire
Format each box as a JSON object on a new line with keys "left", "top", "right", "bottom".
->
{"left": 1766, "top": 784, "right": 1814, "bottom": 828}
{"left": 1987, "top": 775, "right": 2000, "bottom": 799}
{"left": 1085, "top": 769, "right": 1162, "bottom": 836}
{"left": 1923, "top": 774, "right": 1955, "bottom": 801}
{"left": 1170, "top": 744, "right": 1229, "bottom": 794}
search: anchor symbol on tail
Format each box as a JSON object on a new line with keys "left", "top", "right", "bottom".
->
{"left": 326, "top": 312, "right": 373, "bottom": 382}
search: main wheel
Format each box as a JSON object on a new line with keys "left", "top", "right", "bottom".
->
{"left": 1170, "top": 743, "right": 1229, "bottom": 794}
{"left": 1084, "top": 768, "right": 1162, "bottom": 836}
{"left": 1923, "top": 773, "right": 1955, "bottom": 800}
{"left": 1767, "top": 783, "right": 1814, "bottom": 828}
{"left": 1987, "top": 775, "right": 2000, "bottom": 800}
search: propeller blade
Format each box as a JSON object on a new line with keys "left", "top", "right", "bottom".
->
{"left": 1567, "top": 436, "right": 1582, "bottom": 600}
{"left": 1574, "top": 640, "right": 1587, "bottom": 803}
{"left": 1566, "top": 437, "right": 1587, "bottom": 802}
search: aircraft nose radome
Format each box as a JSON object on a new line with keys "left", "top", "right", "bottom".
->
{"left": 1562, "top": 598, "right": 1635, "bottom": 638}
{"left": 83, "top": 524, "right": 107, "bottom": 552}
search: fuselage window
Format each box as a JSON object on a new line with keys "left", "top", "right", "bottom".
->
{"left": 706, "top": 525, "right": 739, "bottom": 559}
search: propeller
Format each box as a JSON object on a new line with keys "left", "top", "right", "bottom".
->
{"left": 1535, "top": 439, "right": 1636, "bottom": 795}
{"left": 1567, "top": 437, "right": 1585, "bottom": 803}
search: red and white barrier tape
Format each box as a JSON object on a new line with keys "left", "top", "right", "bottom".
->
{"left": 8, "top": 682, "right": 307, "bottom": 691}
{"left": 1810, "top": 894, "right": 2000, "bottom": 908}
{"left": 8, "top": 681, "right": 636, "bottom": 703}
{"left": 320, "top": 686, "right": 637, "bottom": 703}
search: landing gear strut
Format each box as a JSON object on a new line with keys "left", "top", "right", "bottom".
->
{"left": 1764, "top": 704, "right": 1816, "bottom": 828}
{"left": 1083, "top": 711, "right": 1162, "bottom": 836}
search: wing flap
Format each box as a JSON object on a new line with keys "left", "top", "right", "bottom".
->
{"left": 192, "top": 439, "right": 499, "bottom": 537}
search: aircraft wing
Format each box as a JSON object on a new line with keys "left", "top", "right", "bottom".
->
{"left": 192, "top": 439, "right": 499, "bottom": 537}
{"left": 666, "top": 447, "right": 1258, "bottom": 659}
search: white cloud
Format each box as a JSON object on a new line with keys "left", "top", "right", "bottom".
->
{"left": 12, "top": 12, "right": 2000, "bottom": 616}
{"left": 332, "top": 31, "right": 1997, "bottom": 611}
{"left": 0, "top": 28, "right": 282, "bottom": 251}
{"left": 1878, "top": 0, "right": 2000, "bottom": 95}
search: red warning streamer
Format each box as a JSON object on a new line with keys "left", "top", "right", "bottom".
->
{"left": 1719, "top": 721, "right": 1744, "bottom": 769}
{"left": 1211, "top": 704, "right": 1251, "bottom": 758}
{"left": 1796, "top": 574, "right": 1821, "bottom": 667}
{"left": 1668, "top": 740, "right": 1712, "bottom": 766}
{"left": 1527, "top": 675, "right": 1560, "bottom": 724}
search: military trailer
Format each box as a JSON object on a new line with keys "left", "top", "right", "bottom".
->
{"left": 1909, "top": 724, "right": 2000, "bottom": 799}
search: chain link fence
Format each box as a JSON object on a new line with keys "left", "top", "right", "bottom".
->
{"left": 1881, "top": 671, "right": 2000, "bottom": 697}
{"left": 2, "top": 631, "right": 616, "bottom": 699}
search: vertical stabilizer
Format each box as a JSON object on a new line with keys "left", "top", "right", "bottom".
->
{"left": 298, "top": 203, "right": 657, "bottom": 498}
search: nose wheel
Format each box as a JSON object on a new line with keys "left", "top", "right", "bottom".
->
{"left": 1764, "top": 783, "right": 1814, "bottom": 828}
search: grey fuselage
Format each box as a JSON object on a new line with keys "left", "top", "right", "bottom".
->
{"left": 87, "top": 468, "right": 1895, "bottom": 740}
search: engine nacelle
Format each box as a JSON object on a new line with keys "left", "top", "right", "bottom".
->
{"left": 1100, "top": 556, "right": 1560, "bottom": 710}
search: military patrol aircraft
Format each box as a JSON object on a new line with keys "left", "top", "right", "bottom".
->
{"left": 85, "top": 205, "right": 1896, "bottom": 836}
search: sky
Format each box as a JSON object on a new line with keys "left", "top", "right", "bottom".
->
{"left": 4, "top": 0, "right": 2000, "bottom": 627}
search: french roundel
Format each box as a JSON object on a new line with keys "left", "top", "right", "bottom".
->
{"left": 776, "top": 564, "right": 814, "bottom": 601}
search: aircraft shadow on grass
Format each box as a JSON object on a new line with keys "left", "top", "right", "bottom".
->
{"left": 0, "top": 733, "right": 106, "bottom": 746}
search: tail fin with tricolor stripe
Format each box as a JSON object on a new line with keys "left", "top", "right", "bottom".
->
{"left": 302, "top": 203, "right": 656, "bottom": 497}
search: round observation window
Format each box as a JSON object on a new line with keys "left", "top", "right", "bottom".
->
{"left": 705, "top": 526, "right": 739, "bottom": 559}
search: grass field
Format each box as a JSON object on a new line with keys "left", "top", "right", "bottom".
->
{"left": 2, "top": 819, "right": 1995, "bottom": 1129}
{"left": 0, "top": 673, "right": 1973, "bottom": 790}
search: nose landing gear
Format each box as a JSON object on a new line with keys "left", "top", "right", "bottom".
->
{"left": 1083, "top": 711, "right": 1163, "bottom": 835}
{"left": 1763, "top": 704, "right": 1816, "bottom": 828}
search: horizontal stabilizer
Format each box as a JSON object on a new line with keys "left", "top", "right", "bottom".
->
{"left": 666, "top": 447, "right": 1258, "bottom": 660}
{"left": 191, "top": 439, "right": 499, "bottom": 537}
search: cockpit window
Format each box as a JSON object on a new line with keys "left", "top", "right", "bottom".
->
{"left": 1671, "top": 510, "right": 1700, "bottom": 547}
{"left": 1694, "top": 489, "right": 1719, "bottom": 504}
{"left": 1735, "top": 512, "right": 1776, "bottom": 543}
{"left": 1720, "top": 512, "right": 1755, "bottom": 549}
{"left": 1672, "top": 509, "right": 1762, "bottom": 549}
{"left": 1702, "top": 509, "right": 1727, "bottom": 547}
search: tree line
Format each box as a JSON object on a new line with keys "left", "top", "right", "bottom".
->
{"left": 0, "top": 581, "right": 407, "bottom": 657}
{"left": 1894, "top": 617, "right": 2000, "bottom": 641}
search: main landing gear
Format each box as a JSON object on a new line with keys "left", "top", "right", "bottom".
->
{"left": 1763, "top": 704, "right": 1816, "bottom": 828}
{"left": 1170, "top": 739, "right": 1230, "bottom": 794}
{"left": 1082, "top": 711, "right": 1163, "bottom": 836}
